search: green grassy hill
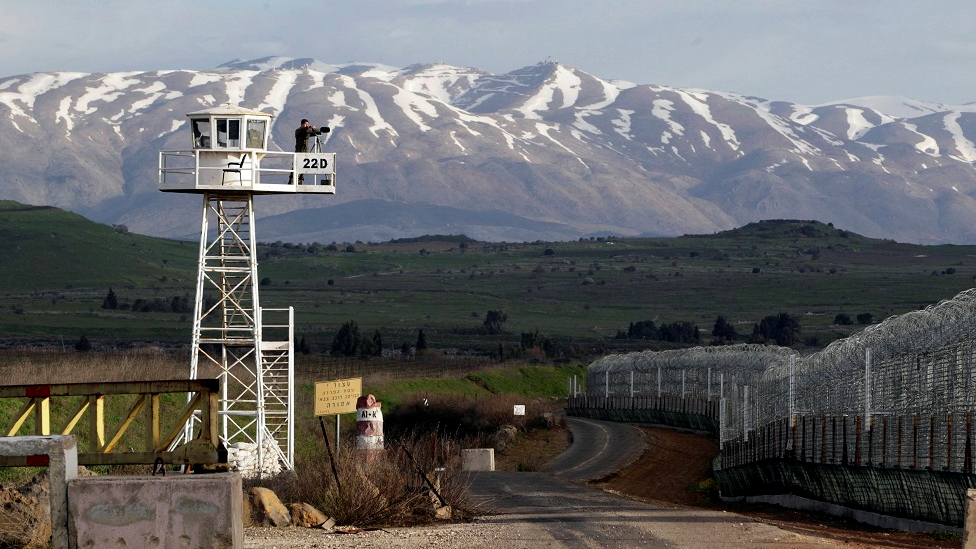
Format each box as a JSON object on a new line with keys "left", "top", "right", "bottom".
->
{"left": 0, "top": 201, "right": 197, "bottom": 290}
{"left": 2, "top": 202, "right": 975, "bottom": 354}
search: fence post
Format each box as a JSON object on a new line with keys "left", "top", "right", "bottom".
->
{"left": 948, "top": 413, "right": 953, "bottom": 471}
{"left": 864, "top": 348, "right": 872, "bottom": 429}
{"left": 843, "top": 416, "right": 849, "bottom": 466}
{"left": 657, "top": 365, "right": 662, "bottom": 399}
{"left": 719, "top": 396, "right": 726, "bottom": 452}
{"left": 966, "top": 412, "right": 973, "bottom": 474}
{"left": 801, "top": 416, "right": 807, "bottom": 462}
{"left": 707, "top": 367, "right": 712, "bottom": 402}
{"left": 912, "top": 414, "right": 918, "bottom": 469}
{"left": 821, "top": 415, "right": 827, "bottom": 464}
{"left": 897, "top": 415, "right": 902, "bottom": 468}
{"left": 743, "top": 385, "right": 750, "bottom": 442}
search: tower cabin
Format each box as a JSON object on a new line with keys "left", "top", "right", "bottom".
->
{"left": 159, "top": 105, "right": 335, "bottom": 194}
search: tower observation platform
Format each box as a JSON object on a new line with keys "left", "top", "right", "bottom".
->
{"left": 158, "top": 105, "right": 337, "bottom": 476}
{"left": 159, "top": 105, "right": 335, "bottom": 194}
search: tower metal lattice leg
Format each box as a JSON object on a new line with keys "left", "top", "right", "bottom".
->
{"left": 181, "top": 193, "right": 294, "bottom": 473}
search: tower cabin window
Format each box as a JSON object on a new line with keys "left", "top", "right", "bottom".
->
{"left": 192, "top": 118, "right": 211, "bottom": 149}
{"left": 246, "top": 120, "right": 266, "bottom": 149}
{"left": 215, "top": 118, "right": 241, "bottom": 149}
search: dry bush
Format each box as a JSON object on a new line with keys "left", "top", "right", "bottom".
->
{"left": 251, "top": 430, "right": 471, "bottom": 528}
{"left": 0, "top": 350, "right": 193, "bottom": 385}
{"left": 0, "top": 487, "right": 49, "bottom": 548}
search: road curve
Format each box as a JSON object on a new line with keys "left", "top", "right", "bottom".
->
{"left": 543, "top": 416, "right": 646, "bottom": 481}
{"left": 462, "top": 417, "right": 840, "bottom": 549}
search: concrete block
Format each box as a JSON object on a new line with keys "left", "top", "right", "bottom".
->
{"left": 462, "top": 448, "right": 495, "bottom": 471}
{"left": 68, "top": 472, "right": 243, "bottom": 549}
{"left": 965, "top": 490, "right": 976, "bottom": 549}
{"left": 0, "top": 435, "right": 77, "bottom": 549}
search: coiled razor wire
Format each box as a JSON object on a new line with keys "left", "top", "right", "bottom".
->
{"left": 585, "top": 288, "right": 976, "bottom": 471}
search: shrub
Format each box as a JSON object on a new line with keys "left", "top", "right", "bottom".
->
{"left": 74, "top": 335, "right": 92, "bottom": 352}
{"left": 482, "top": 310, "right": 508, "bottom": 335}
{"left": 252, "top": 430, "right": 472, "bottom": 528}
{"left": 753, "top": 312, "right": 801, "bottom": 346}
{"left": 330, "top": 321, "right": 378, "bottom": 358}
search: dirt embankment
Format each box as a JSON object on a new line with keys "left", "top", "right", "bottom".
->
{"left": 593, "top": 427, "right": 961, "bottom": 549}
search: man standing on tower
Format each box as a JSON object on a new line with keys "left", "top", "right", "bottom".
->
{"left": 293, "top": 119, "right": 319, "bottom": 185}
{"left": 295, "top": 119, "right": 318, "bottom": 153}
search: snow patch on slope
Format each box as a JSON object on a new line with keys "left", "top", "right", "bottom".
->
{"left": 341, "top": 76, "right": 396, "bottom": 138}
{"left": 675, "top": 90, "right": 740, "bottom": 151}
{"left": 257, "top": 70, "right": 298, "bottom": 118}
{"left": 944, "top": 112, "right": 976, "bottom": 163}
{"left": 224, "top": 71, "right": 257, "bottom": 106}
{"left": 0, "top": 72, "right": 87, "bottom": 129}
{"left": 393, "top": 86, "right": 439, "bottom": 132}
{"left": 902, "top": 122, "right": 939, "bottom": 155}
{"left": 517, "top": 65, "right": 581, "bottom": 119}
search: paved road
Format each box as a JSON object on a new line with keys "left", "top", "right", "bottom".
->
{"left": 543, "top": 416, "right": 646, "bottom": 481}
{"left": 464, "top": 417, "right": 839, "bottom": 549}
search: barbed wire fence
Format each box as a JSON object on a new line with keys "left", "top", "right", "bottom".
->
{"left": 583, "top": 288, "right": 976, "bottom": 473}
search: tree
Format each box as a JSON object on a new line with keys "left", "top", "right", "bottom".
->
{"left": 833, "top": 313, "right": 853, "bottom": 325}
{"left": 856, "top": 313, "right": 874, "bottom": 325}
{"left": 330, "top": 321, "right": 362, "bottom": 357}
{"left": 416, "top": 329, "right": 427, "bottom": 355}
{"left": 753, "top": 312, "right": 801, "bottom": 346}
{"left": 627, "top": 320, "right": 658, "bottom": 340}
{"left": 483, "top": 310, "right": 508, "bottom": 335}
{"left": 371, "top": 330, "right": 382, "bottom": 357}
{"left": 170, "top": 296, "right": 191, "bottom": 314}
{"left": 74, "top": 335, "right": 92, "bottom": 352}
{"left": 297, "top": 336, "right": 311, "bottom": 355}
{"left": 712, "top": 315, "right": 737, "bottom": 342}
{"left": 101, "top": 288, "right": 118, "bottom": 310}
{"left": 658, "top": 321, "right": 700, "bottom": 344}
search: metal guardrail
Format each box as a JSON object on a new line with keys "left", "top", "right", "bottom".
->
{"left": 159, "top": 149, "right": 335, "bottom": 192}
{"left": 0, "top": 379, "right": 224, "bottom": 466}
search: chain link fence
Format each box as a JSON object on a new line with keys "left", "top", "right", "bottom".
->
{"left": 584, "top": 288, "right": 976, "bottom": 473}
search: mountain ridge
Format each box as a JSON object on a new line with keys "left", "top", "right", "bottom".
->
{"left": 2, "top": 58, "right": 976, "bottom": 243}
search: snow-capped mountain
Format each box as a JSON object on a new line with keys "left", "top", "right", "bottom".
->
{"left": 2, "top": 57, "right": 976, "bottom": 244}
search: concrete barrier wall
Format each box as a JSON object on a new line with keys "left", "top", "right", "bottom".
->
{"left": 462, "top": 449, "right": 495, "bottom": 471}
{"left": 68, "top": 472, "right": 243, "bottom": 549}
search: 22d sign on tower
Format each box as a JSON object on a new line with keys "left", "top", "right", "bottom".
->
{"left": 158, "top": 105, "right": 336, "bottom": 476}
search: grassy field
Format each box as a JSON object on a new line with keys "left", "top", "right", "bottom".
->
{"left": 0, "top": 350, "right": 582, "bottom": 484}
{"left": 3, "top": 200, "right": 976, "bottom": 355}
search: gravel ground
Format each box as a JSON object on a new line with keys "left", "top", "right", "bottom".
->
{"left": 244, "top": 522, "right": 518, "bottom": 549}
{"left": 243, "top": 420, "right": 961, "bottom": 549}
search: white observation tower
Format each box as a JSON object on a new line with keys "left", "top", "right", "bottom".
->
{"left": 159, "top": 105, "right": 336, "bottom": 474}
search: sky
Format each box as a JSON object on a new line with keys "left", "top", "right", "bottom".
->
{"left": 2, "top": 0, "right": 975, "bottom": 106}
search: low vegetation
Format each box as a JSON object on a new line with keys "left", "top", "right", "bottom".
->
{"left": 0, "top": 350, "right": 576, "bottom": 530}
{"left": 3, "top": 201, "right": 976, "bottom": 357}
